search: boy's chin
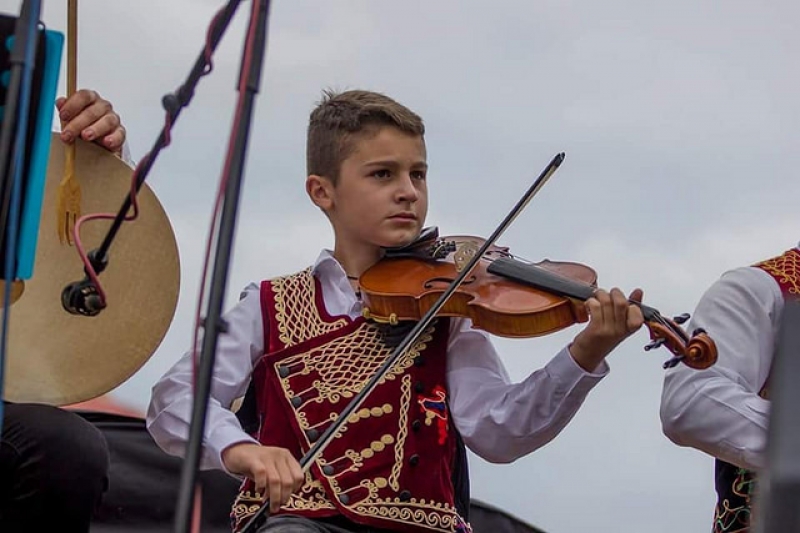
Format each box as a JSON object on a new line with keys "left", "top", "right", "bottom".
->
{"left": 378, "top": 229, "right": 421, "bottom": 249}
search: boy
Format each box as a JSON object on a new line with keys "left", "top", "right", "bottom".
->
{"left": 147, "top": 90, "right": 644, "bottom": 533}
{"left": 660, "top": 243, "right": 800, "bottom": 533}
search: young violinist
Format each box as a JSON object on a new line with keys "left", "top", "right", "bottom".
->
{"left": 660, "top": 243, "right": 800, "bottom": 533}
{"left": 147, "top": 89, "right": 645, "bottom": 533}
{"left": 1, "top": 89, "right": 129, "bottom": 532}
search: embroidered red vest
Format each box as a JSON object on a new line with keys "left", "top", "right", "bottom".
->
{"left": 230, "top": 269, "right": 468, "bottom": 533}
{"left": 713, "top": 247, "right": 800, "bottom": 533}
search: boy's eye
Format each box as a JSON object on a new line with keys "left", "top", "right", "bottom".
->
{"left": 411, "top": 170, "right": 426, "bottom": 181}
{"left": 372, "top": 169, "right": 391, "bottom": 179}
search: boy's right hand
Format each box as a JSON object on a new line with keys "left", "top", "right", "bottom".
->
{"left": 222, "top": 443, "right": 304, "bottom": 513}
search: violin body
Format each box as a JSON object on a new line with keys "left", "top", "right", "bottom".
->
{"left": 360, "top": 236, "right": 598, "bottom": 338}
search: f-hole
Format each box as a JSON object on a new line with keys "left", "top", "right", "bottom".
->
{"left": 424, "top": 275, "right": 477, "bottom": 289}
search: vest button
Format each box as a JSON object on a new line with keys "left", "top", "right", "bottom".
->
{"left": 322, "top": 465, "right": 335, "bottom": 476}
{"left": 413, "top": 356, "right": 425, "bottom": 367}
{"left": 414, "top": 381, "right": 424, "bottom": 393}
{"left": 399, "top": 490, "right": 412, "bottom": 502}
{"left": 278, "top": 365, "right": 290, "bottom": 378}
{"left": 290, "top": 396, "right": 302, "bottom": 408}
{"left": 339, "top": 493, "right": 350, "bottom": 505}
{"left": 305, "top": 428, "right": 320, "bottom": 442}
{"left": 411, "top": 419, "right": 421, "bottom": 432}
{"left": 409, "top": 454, "right": 420, "bottom": 466}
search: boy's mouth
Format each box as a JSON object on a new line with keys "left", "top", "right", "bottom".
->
{"left": 389, "top": 212, "right": 417, "bottom": 220}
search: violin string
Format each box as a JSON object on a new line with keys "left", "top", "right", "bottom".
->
{"left": 482, "top": 248, "right": 694, "bottom": 352}
{"left": 497, "top": 252, "right": 680, "bottom": 336}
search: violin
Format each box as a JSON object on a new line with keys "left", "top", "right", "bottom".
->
{"left": 359, "top": 231, "right": 717, "bottom": 370}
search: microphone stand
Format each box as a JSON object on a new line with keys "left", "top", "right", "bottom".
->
{"left": 68, "top": 0, "right": 243, "bottom": 288}
{"left": 0, "top": 0, "right": 42, "bottom": 438}
{"left": 173, "top": 1, "right": 272, "bottom": 532}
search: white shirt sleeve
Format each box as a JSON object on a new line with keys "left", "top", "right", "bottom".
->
{"left": 146, "top": 284, "right": 264, "bottom": 472}
{"left": 660, "top": 267, "right": 783, "bottom": 470}
{"left": 447, "top": 318, "right": 608, "bottom": 464}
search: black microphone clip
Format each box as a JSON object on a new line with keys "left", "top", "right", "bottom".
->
{"left": 61, "top": 277, "right": 105, "bottom": 316}
{"left": 61, "top": 249, "right": 108, "bottom": 317}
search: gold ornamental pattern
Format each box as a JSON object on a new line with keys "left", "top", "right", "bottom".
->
{"left": 755, "top": 248, "right": 800, "bottom": 296}
{"left": 271, "top": 268, "right": 348, "bottom": 347}
{"left": 276, "top": 322, "right": 429, "bottom": 412}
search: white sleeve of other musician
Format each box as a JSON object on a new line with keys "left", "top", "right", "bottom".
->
{"left": 146, "top": 284, "right": 263, "bottom": 472}
{"left": 447, "top": 320, "right": 608, "bottom": 463}
{"left": 660, "top": 267, "right": 782, "bottom": 471}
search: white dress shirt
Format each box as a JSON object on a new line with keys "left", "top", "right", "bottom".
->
{"left": 147, "top": 250, "right": 608, "bottom": 472}
{"left": 660, "top": 260, "right": 790, "bottom": 471}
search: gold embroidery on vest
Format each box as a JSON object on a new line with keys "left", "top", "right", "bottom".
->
{"left": 244, "top": 269, "right": 461, "bottom": 531}
{"left": 282, "top": 471, "right": 337, "bottom": 511}
{"left": 756, "top": 249, "right": 800, "bottom": 295}
{"left": 277, "top": 322, "right": 428, "bottom": 415}
{"left": 352, "top": 501, "right": 461, "bottom": 532}
{"left": 271, "top": 268, "right": 348, "bottom": 347}
{"left": 390, "top": 374, "right": 412, "bottom": 490}
{"left": 231, "top": 491, "right": 262, "bottom": 524}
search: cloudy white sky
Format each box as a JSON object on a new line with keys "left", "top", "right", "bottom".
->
{"left": 4, "top": 1, "right": 799, "bottom": 531}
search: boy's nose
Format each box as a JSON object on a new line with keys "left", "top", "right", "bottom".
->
{"left": 395, "top": 174, "right": 420, "bottom": 202}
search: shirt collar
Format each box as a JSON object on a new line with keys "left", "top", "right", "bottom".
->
{"left": 311, "top": 249, "right": 359, "bottom": 301}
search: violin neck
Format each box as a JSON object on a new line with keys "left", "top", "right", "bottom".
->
{"left": 487, "top": 256, "right": 660, "bottom": 320}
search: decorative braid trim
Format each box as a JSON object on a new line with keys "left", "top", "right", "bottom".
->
{"left": 754, "top": 248, "right": 800, "bottom": 296}
{"left": 271, "top": 268, "right": 348, "bottom": 347}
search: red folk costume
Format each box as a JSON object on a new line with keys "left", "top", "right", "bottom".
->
{"left": 231, "top": 269, "right": 469, "bottom": 533}
{"left": 712, "top": 248, "right": 800, "bottom": 533}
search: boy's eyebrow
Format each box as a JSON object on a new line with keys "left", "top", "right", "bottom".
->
{"left": 363, "top": 159, "right": 428, "bottom": 169}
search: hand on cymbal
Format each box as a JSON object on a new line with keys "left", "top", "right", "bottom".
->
{"left": 56, "top": 89, "right": 126, "bottom": 155}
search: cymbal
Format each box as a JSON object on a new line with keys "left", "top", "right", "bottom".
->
{"left": 2, "top": 134, "right": 180, "bottom": 406}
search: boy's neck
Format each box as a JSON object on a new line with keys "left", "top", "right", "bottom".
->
{"left": 332, "top": 242, "right": 384, "bottom": 278}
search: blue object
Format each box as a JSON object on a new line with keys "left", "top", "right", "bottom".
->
{"left": 15, "top": 28, "right": 63, "bottom": 279}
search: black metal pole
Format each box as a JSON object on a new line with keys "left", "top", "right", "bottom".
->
{"left": 0, "top": 0, "right": 42, "bottom": 440}
{"left": 86, "top": 0, "right": 243, "bottom": 275}
{"left": 0, "top": 0, "right": 41, "bottom": 262}
{"left": 756, "top": 298, "right": 800, "bottom": 533}
{"left": 173, "top": 1, "right": 271, "bottom": 532}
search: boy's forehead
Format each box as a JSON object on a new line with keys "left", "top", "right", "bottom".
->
{"left": 348, "top": 127, "right": 427, "bottom": 162}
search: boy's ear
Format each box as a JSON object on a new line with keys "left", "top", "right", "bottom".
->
{"left": 306, "top": 174, "right": 334, "bottom": 211}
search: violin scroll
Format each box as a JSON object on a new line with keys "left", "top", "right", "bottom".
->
{"left": 645, "top": 317, "right": 718, "bottom": 370}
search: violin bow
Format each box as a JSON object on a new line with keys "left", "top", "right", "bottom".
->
{"left": 239, "top": 152, "right": 566, "bottom": 533}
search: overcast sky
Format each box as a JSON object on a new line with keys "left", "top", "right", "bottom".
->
{"left": 4, "top": 1, "right": 799, "bottom": 532}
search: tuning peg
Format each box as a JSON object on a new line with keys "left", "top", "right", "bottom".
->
{"left": 692, "top": 327, "right": 707, "bottom": 337}
{"left": 672, "top": 313, "right": 690, "bottom": 325}
{"left": 662, "top": 355, "right": 684, "bottom": 369}
{"left": 645, "top": 338, "right": 666, "bottom": 351}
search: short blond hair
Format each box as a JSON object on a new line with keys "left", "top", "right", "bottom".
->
{"left": 306, "top": 90, "right": 425, "bottom": 183}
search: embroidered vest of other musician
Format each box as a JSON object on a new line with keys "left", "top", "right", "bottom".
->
{"left": 230, "top": 269, "right": 469, "bottom": 533}
{"left": 713, "top": 247, "right": 800, "bottom": 533}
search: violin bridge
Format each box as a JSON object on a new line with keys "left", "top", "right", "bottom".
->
{"left": 454, "top": 240, "right": 480, "bottom": 273}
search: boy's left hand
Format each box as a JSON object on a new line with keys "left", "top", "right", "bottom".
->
{"left": 569, "top": 288, "right": 644, "bottom": 371}
{"left": 56, "top": 89, "right": 126, "bottom": 155}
